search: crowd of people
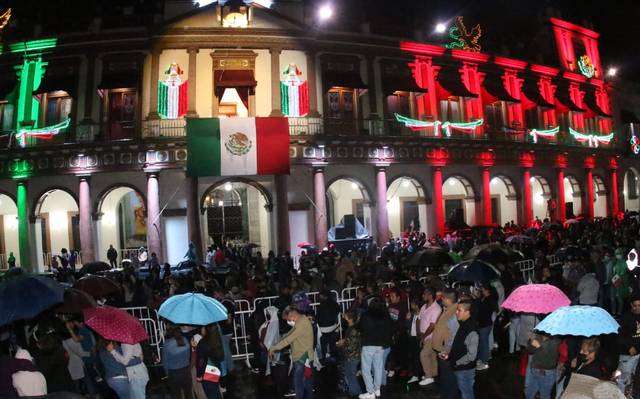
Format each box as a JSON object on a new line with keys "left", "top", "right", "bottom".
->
{"left": 2, "top": 213, "right": 640, "bottom": 398}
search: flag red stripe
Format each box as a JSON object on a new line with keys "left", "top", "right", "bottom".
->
{"left": 255, "top": 117, "right": 290, "bottom": 175}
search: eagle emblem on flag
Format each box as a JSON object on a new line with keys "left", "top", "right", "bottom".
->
{"left": 225, "top": 132, "right": 252, "bottom": 156}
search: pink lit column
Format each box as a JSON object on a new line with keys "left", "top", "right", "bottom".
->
{"left": 186, "top": 176, "right": 203, "bottom": 262}
{"left": 609, "top": 158, "right": 620, "bottom": 216}
{"left": 275, "top": 174, "right": 291, "bottom": 254}
{"left": 585, "top": 168, "right": 595, "bottom": 220}
{"left": 146, "top": 172, "right": 163, "bottom": 262}
{"left": 482, "top": 167, "right": 492, "bottom": 225}
{"left": 313, "top": 166, "right": 328, "bottom": 248}
{"left": 522, "top": 168, "right": 532, "bottom": 227}
{"left": 79, "top": 176, "right": 96, "bottom": 263}
{"left": 557, "top": 168, "right": 566, "bottom": 222}
{"left": 375, "top": 166, "right": 389, "bottom": 247}
{"left": 433, "top": 167, "right": 445, "bottom": 236}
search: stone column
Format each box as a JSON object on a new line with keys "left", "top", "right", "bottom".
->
{"left": 375, "top": 165, "right": 389, "bottom": 247}
{"left": 16, "top": 181, "right": 31, "bottom": 270}
{"left": 557, "top": 168, "right": 566, "bottom": 222}
{"left": 433, "top": 166, "right": 445, "bottom": 236}
{"left": 186, "top": 48, "right": 199, "bottom": 117}
{"left": 365, "top": 56, "right": 378, "bottom": 118}
{"left": 186, "top": 176, "right": 203, "bottom": 262}
{"left": 79, "top": 176, "right": 96, "bottom": 263}
{"left": 313, "top": 166, "right": 328, "bottom": 248}
{"left": 522, "top": 168, "right": 532, "bottom": 227}
{"left": 269, "top": 47, "right": 283, "bottom": 117}
{"left": 146, "top": 172, "right": 163, "bottom": 262}
{"left": 147, "top": 50, "right": 161, "bottom": 120}
{"left": 275, "top": 174, "right": 290, "bottom": 254}
{"left": 82, "top": 54, "right": 96, "bottom": 122}
{"left": 585, "top": 168, "right": 594, "bottom": 220}
{"left": 306, "top": 51, "right": 321, "bottom": 117}
{"left": 482, "top": 167, "right": 492, "bottom": 225}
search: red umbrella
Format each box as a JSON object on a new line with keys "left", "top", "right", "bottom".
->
{"left": 297, "top": 241, "right": 313, "bottom": 248}
{"left": 74, "top": 275, "right": 120, "bottom": 298}
{"left": 55, "top": 288, "right": 97, "bottom": 314}
{"left": 83, "top": 306, "right": 148, "bottom": 345}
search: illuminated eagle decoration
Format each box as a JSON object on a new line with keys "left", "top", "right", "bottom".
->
{"left": 445, "top": 16, "right": 482, "bottom": 52}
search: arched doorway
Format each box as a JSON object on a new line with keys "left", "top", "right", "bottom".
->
{"left": 443, "top": 175, "right": 475, "bottom": 228}
{"left": 386, "top": 177, "right": 427, "bottom": 238}
{"left": 624, "top": 168, "right": 640, "bottom": 212}
{"left": 490, "top": 175, "right": 517, "bottom": 226}
{"left": 564, "top": 175, "right": 582, "bottom": 218}
{"left": 34, "top": 189, "right": 79, "bottom": 269}
{"left": 97, "top": 186, "right": 147, "bottom": 263}
{"left": 530, "top": 175, "right": 551, "bottom": 221}
{"left": 593, "top": 175, "right": 607, "bottom": 218}
{"left": 202, "top": 181, "right": 272, "bottom": 252}
{"left": 326, "top": 178, "right": 372, "bottom": 238}
{"left": 0, "top": 194, "right": 18, "bottom": 268}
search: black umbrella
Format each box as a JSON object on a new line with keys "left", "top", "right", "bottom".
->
{"left": 79, "top": 261, "right": 112, "bottom": 275}
{"left": 447, "top": 260, "right": 501, "bottom": 284}
{"left": 407, "top": 246, "right": 453, "bottom": 269}
{"left": 556, "top": 246, "right": 582, "bottom": 260}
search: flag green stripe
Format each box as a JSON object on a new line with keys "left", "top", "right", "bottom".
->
{"left": 187, "top": 118, "right": 221, "bottom": 176}
{"left": 280, "top": 82, "right": 289, "bottom": 116}
{"left": 158, "top": 82, "right": 168, "bottom": 117}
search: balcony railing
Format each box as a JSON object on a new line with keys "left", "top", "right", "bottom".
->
{"left": 0, "top": 116, "right": 620, "bottom": 151}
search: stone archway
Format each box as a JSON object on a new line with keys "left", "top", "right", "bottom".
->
{"left": 490, "top": 175, "right": 518, "bottom": 226}
{"left": 443, "top": 175, "right": 476, "bottom": 227}
{"left": 386, "top": 176, "right": 427, "bottom": 237}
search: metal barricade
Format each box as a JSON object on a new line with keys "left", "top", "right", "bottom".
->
{"left": 121, "top": 307, "right": 165, "bottom": 361}
{"left": 231, "top": 299, "right": 252, "bottom": 362}
{"left": 516, "top": 259, "right": 536, "bottom": 283}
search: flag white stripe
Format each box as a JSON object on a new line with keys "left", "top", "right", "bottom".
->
{"left": 219, "top": 117, "right": 258, "bottom": 176}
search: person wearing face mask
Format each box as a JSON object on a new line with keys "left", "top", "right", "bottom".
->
{"left": 617, "top": 296, "right": 640, "bottom": 393}
{"left": 572, "top": 337, "right": 604, "bottom": 380}
{"left": 611, "top": 248, "right": 630, "bottom": 316}
{"left": 269, "top": 306, "right": 315, "bottom": 399}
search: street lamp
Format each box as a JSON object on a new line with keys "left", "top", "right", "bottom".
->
{"left": 435, "top": 22, "right": 447, "bottom": 34}
{"left": 607, "top": 67, "right": 617, "bottom": 77}
{"left": 318, "top": 4, "right": 333, "bottom": 21}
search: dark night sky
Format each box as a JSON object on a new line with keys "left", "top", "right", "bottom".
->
{"left": 0, "top": 0, "right": 639, "bottom": 79}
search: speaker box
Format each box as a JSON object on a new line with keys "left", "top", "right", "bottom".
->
{"left": 335, "top": 227, "right": 347, "bottom": 240}
{"left": 343, "top": 214, "right": 356, "bottom": 238}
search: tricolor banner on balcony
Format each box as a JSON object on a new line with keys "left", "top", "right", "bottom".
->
{"left": 186, "top": 117, "right": 290, "bottom": 177}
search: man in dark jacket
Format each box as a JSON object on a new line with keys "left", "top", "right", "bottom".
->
{"left": 316, "top": 290, "right": 341, "bottom": 362}
{"left": 525, "top": 333, "right": 560, "bottom": 399}
{"left": 358, "top": 298, "right": 393, "bottom": 399}
{"left": 440, "top": 299, "right": 478, "bottom": 399}
{"left": 617, "top": 296, "right": 640, "bottom": 392}
{"left": 107, "top": 245, "right": 118, "bottom": 268}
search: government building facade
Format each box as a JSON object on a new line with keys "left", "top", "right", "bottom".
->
{"left": 0, "top": 1, "right": 638, "bottom": 270}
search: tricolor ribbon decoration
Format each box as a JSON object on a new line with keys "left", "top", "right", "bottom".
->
{"left": 15, "top": 118, "right": 70, "bottom": 148}
{"left": 631, "top": 135, "right": 640, "bottom": 155}
{"left": 528, "top": 126, "right": 559, "bottom": 143}
{"left": 394, "top": 113, "right": 483, "bottom": 137}
{"left": 568, "top": 127, "right": 614, "bottom": 148}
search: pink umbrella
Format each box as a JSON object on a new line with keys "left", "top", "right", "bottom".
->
{"left": 297, "top": 241, "right": 313, "bottom": 248}
{"left": 83, "top": 306, "right": 148, "bottom": 345}
{"left": 501, "top": 284, "right": 570, "bottom": 314}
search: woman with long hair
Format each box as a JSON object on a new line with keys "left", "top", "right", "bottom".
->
{"left": 162, "top": 323, "right": 192, "bottom": 399}
{"left": 195, "top": 323, "right": 225, "bottom": 399}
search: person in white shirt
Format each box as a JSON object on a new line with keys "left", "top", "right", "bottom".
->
{"left": 12, "top": 349, "right": 47, "bottom": 397}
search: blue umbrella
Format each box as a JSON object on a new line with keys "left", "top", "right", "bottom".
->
{"left": 535, "top": 305, "right": 619, "bottom": 337}
{"left": 0, "top": 275, "right": 65, "bottom": 326}
{"left": 159, "top": 293, "right": 228, "bottom": 325}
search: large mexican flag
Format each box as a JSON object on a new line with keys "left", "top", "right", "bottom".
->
{"left": 187, "top": 117, "right": 290, "bottom": 177}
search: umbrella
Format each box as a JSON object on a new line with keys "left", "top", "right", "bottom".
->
{"left": 556, "top": 246, "right": 582, "bottom": 260}
{"left": 2, "top": 267, "right": 25, "bottom": 279}
{"left": 446, "top": 260, "right": 501, "bottom": 284}
{"left": 0, "top": 275, "right": 64, "bottom": 326}
{"left": 297, "top": 241, "right": 313, "bottom": 248}
{"left": 501, "top": 284, "right": 570, "bottom": 314}
{"left": 407, "top": 246, "right": 453, "bottom": 268}
{"left": 534, "top": 305, "right": 619, "bottom": 336}
{"left": 505, "top": 235, "right": 534, "bottom": 244}
{"left": 79, "top": 261, "right": 112, "bottom": 275}
{"left": 84, "top": 306, "right": 148, "bottom": 344}
{"left": 55, "top": 288, "right": 98, "bottom": 314}
{"left": 159, "top": 293, "right": 228, "bottom": 325}
{"left": 74, "top": 275, "right": 120, "bottom": 298}
{"left": 465, "top": 243, "right": 503, "bottom": 260}
{"left": 564, "top": 218, "right": 580, "bottom": 226}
